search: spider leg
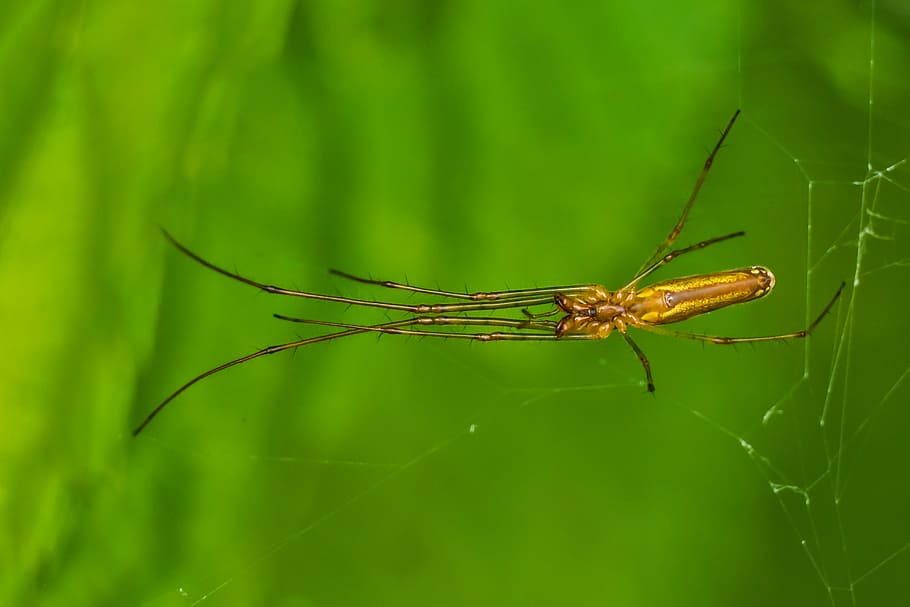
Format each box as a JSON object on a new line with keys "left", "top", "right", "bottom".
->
{"left": 161, "top": 229, "right": 567, "bottom": 314}
{"left": 626, "top": 230, "right": 745, "bottom": 289}
{"left": 521, "top": 307, "right": 561, "bottom": 319}
{"left": 132, "top": 319, "right": 423, "bottom": 435}
{"left": 331, "top": 269, "right": 599, "bottom": 301}
{"left": 274, "top": 314, "right": 561, "bottom": 334}
{"left": 636, "top": 282, "right": 845, "bottom": 344}
{"left": 621, "top": 332, "right": 655, "bottom": 392}
{"left": 636, "top": 109, "right": 741, "bottom": 276}
{"left": 162, "top": 229, "right": 603, "bottom": 313}
{"left": 272, "top": 315, "right": 611, "bottom": 342}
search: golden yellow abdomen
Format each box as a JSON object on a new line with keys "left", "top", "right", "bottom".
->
{"left": 628, "top": 266, "right": 776, "bottom": 325}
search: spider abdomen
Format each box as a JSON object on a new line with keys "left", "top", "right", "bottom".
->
{"left": 629, "top": 266, "right": 776, "bottom": 325}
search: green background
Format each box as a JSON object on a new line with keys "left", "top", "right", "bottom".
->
{"left": 3, "top": 1, "right": 909, "bottom": 605}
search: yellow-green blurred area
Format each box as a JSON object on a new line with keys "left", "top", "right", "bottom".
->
{"left": 3, "top": 0, "right": 910, "bottom": 605}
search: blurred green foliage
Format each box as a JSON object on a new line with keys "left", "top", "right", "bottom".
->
{"left": 2, "top": 1, "right": 909, "bottom": 605}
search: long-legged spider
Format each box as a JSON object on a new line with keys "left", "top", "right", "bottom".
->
{"left": 133, "top": 110, "right": 844, "bottom": 435}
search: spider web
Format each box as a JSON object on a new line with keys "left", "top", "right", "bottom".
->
{"left": 132, "top": 2, "right": 910, "bottom": 606}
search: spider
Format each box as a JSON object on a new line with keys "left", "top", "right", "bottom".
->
{"left": 133, "top": 110, "right": 844, "bottom": 435}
